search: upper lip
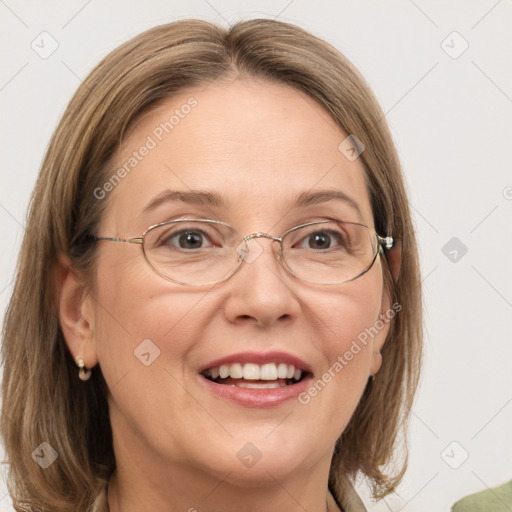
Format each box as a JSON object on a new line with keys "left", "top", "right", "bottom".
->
{"left": 199, "top": 351, "right": 312, "bottom": 374}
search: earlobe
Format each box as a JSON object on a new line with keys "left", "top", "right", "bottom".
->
{"left": 55, "top": 254, "right": 98, "bottom": 370}
{"left": 370, "top": 350, "right": 382, "bottom": 377}
{"left": 369, "top": 274, "right": 396, "bottom": 376}
{"left": 369, "top": 316, "right": 387, "bottom": 376}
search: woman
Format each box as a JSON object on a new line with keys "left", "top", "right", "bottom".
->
{"left": 1, "top": 18, "right": 422, "bottom": 512}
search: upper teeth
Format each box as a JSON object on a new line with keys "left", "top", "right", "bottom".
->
{"left": 204, "top": 362, "right": 302, "bottom": 381}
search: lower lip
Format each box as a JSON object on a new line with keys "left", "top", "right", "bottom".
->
{"left": 198, "top": 374, "right": 312, "bottom": 408}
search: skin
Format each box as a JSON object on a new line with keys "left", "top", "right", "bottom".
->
{"left": 59, "top": 78, "right": 393, "bottom": 512}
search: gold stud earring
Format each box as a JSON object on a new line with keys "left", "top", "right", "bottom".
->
{"left": 74, "top": 356, "right": 92, "bottom": 381}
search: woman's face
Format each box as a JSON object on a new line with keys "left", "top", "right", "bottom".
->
{"left": 82, "top": 79, "right": 391, "bottom": 486}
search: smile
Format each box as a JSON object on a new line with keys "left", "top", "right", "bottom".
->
{"left": 201, "top": 362, "right": 304, "bottom": 389}
{"left": 198, "top": 351, "right": 312, "bottom": 407}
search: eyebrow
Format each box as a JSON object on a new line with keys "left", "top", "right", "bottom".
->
{"left": 294, "top": 190, "right": 362, "bottom": 217}
{"left": 140, "top": 190, "right": 223, "bottom": 215}
{"left": 140, "top": 189, "right": 362, "bottom": 218}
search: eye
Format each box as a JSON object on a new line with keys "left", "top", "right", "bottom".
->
{"left": 157, "top": 227, "right": 218, "bottom": 250}
{"left": 294, "top": 229, "right": 347, "bottom": 250}
{"left": 171, "top": 230, "right": 210, "bottom": 249}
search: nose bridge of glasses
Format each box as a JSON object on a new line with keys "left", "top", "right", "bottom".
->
{"left": 237, "top": 232, "right": 283, "bottom": 264}
{"left": 244, "top": 232, "right": 281, "bottom": 243}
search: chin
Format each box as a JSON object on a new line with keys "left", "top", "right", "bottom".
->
{"left": 209, "top": 455, "right": 314, "bottom": 488}
{"left": 194, "top": 433, "right": 322, "bottom": 486}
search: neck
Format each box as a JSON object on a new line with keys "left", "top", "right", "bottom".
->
{"left": 107, "top": 455, "right": 342, "bottom": 512}
{"left": 108, "top": 473, "right": 340, "bottom": 512}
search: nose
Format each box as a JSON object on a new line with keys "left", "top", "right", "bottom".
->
{"left": 222, "top": 236, "right": 301, "bottom": 328}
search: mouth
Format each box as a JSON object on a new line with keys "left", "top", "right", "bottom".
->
{"left": 198, "top": 351, "right": 312, "bottom": 407}
{"left": 201, "top": 362, "right": 308, "bottom": 389}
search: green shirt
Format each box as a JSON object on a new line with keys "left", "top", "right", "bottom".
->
{"left": 452, "top": 480, "right": 512, "bottom": 512}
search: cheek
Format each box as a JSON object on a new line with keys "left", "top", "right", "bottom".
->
{"left": 90, "top": 250, "right": 206, "bottom": 388}
{"left": 300, "top": 272, "right": 384, "bottom": 428}
{"left": 90, "top": 255, "right": 217, "bottom": 453}
{"left": 315, "top": 272, "right": 384, "bottom": 356}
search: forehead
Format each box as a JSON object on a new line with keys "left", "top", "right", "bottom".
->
{"left": 103, "top": 79, "right": 373, "bottom": 231}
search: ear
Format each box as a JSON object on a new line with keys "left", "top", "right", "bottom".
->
{"left": 55, "top": 254, "right": 98, "bottom": 370}
{"left": 369, "top": 242, "right": 402, "bottom": 376}
{"left": 386, "top": 239, "right": 402, "bottom": 282}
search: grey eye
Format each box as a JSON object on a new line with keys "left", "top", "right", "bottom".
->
{"left": 172, "top": 230, "right": 208, "bottom": 249}
{"left": 294, "top": 230, "right": 346, "bottom": 250}
{"left": 158, "top": 228, "right": 217, "bottom": 250}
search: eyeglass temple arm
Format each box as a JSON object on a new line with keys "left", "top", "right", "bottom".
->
{"left": 95, "top": 236, "right": 144, "bottom": 245}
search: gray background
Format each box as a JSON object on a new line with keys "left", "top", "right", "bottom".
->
{"left": 1, "top": 1, "right": 511, "bottom": 510}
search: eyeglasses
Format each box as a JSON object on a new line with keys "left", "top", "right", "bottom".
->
{"left": 95, "top": 218, "right": 393, "bottom": 286}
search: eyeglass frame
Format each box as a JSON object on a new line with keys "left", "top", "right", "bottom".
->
{"left": 94, "top": 218, "right": 394, "bottom": 286}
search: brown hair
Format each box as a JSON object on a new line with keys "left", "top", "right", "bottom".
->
{"left": 1, "top": 18, "right": 422, "bottom": 510}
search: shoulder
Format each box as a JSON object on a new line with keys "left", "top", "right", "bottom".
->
{"left": 331, "top": 475, "right": 367, "bottom": 512}
{"left": 451, "top": 480, "right": 512, "bottom": 511}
